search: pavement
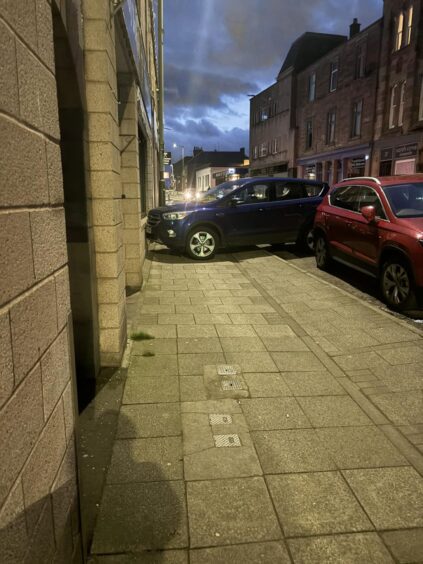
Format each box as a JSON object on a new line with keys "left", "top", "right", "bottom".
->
{"left": 88, "top": 245, "right": 423, "bottom": 564}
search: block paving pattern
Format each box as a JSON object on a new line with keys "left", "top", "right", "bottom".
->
{"left": 90, "top": 247, "right": 423, "bottom": 563}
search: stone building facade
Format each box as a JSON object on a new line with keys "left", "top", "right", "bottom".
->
{"left": 250, "top": 0, "right": 423, "bottom": 182}
{"left": 0, "top": 0, "right": 159, "bottom": 562}
{"left": 249, "top": 32, "right": 346, "bottom": 178}
{"left": 296, "top": 19, "right": 382, "bottom": 182}
{"left": 372, "top": 0, "right": 423, "bottom": 176}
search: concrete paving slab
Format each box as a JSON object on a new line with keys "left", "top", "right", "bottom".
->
{"left": 343, "top": 467, "right": 423, "bottom": 529}
{"left": 91, "top": 550, "right": 188, "bottom": 563}
{"left": 107, "top": 437, "right": 183, "bottom": 483}
{"left": 135, "top": 325, "right": 177, "bottom": 338}
{"left": 253, "top": 325, "right": 296, "bottom": 338}
{"left": 272, "top": 352, "right": 326, "bottom": 372}
{"left": 177, "top": 338, "right": 222, "bottom": 354}
{"left": 288, "top": 533, "right": 394, "bottom": 563}
{"left": 267, "top": 472, "right": 372, "bottom": 537}
{"left": 253, "top": 429, "right": 336, "bottom": 473}
{"left": 178, "top": 353, "right": 226, "bottom": 375}
{"left": 230, "top": 314, "right": 268, "bottom": 325}
{"left": 372, "top": 363, "right": 423, "bottom": 392}
{"left": 175, "top": 305, "right": 210, "bottom": 314}
{"left": 261, "top": 336, "right": 309, "bottom": 352}
{"left": 215, "top": 324, "right": 257, "bottom": 337}
{"left": 132, "top": 339, "right": 177, "bottom": 356}
{"left": 284, "top": 371, "right": 345, "bottom": 396}
{"left": 123, "top": 376, "right": 179, "bottom": 404}
{"left": 224, "top": 352, "right": 278, "bottom": 372}
{"left": 190, "top": 541, "right": 291, "bottom": 564}
{"left": 381, "top": 529, "right": 423, "bottom": 564}
{"left": 158, "top": 314, "right": 195, "bottom": 325}
{"left": 180, "top": 376, "right": 208, "bottom": 402}
{"left": 333, "top": 352, "right": 390, "bottom": 371}
{"left": 187, "top": 477, "right": 281, "bottom": 548}
{"left": 91, "top": 481, "right": 188, "bottom": 553}
{"left": 376, "top": 345, "right": 423, "bottom": 365}
{"left": 194, "top": 314, "right": 231, "bottom": 325}
{"left": 177, "top": 325, "right": 217, "bottom": 338}
{"left": 129, "top": 355, "right": 179, "bottom": 377}
{"left": 219, "top": 337, "right": 266, "bottom": 352}
{"left": 370, "top": 391, "right": 423, "bottom": 425}
{"left": 117, "top": 404, "right": 181, "bottom": 438}
{"left": 241, "top": 398, "right": 310, "bottom": 430}
{"left": 243, "top": 373, "right": 292, "bottom": 397}
{"left": 297, "top": 396, "right": 372, "bottom": 427}
{"left": 184, "top": 445, "right": 262, "bottom": 481}
{"left": 316, "top": 426, "right": 407, "bottom": 469}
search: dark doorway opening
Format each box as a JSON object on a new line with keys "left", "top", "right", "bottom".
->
{"left": 52, "top": 6, "right": 99, "bottom": 412}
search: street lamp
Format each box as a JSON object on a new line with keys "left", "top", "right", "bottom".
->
{"left": 173, "top": 143, "right": 185, "bottom": 192}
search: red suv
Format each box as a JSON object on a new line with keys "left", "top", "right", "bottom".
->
{"left": 314, "top": 175, "right": 423, "bottom": 311}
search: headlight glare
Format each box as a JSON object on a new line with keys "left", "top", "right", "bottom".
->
{"left": 162, "top": 211, "right": 193, "bottom": 221}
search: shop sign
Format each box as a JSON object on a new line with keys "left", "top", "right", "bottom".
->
{"left": 351, "top": 157, "right": 365, "bottom": 170}
{"left": 122, "top": 0, "right": 140, "bottom": 70}
{"left": 380, "top": 148, "right": 393, "bottom": 161}
{"left": 395, "top": 143, "right": 418, "bottom": 159}
{"left": 163, "top": 152, "right": 172, "bottom": 165}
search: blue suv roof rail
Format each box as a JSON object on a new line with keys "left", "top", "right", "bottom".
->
{"left": 339, "top": 176, "right": 381, "bottom": 185}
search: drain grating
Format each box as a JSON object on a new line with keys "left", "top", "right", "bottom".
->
{"left": 217, "top": 365, "right": 238, "bottom": 376}
{"left": 221, "top": 379, "right": 244, "bottom": 391}
{"left": 209, "top": 414, "right": 233, "bottom": 425}
{"left": 214, "top": 434, "right": 241, "bottom": 448}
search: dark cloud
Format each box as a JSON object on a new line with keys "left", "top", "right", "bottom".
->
{"left": 165, "top": 118, "right": 249, "bottom": 153}
{"left": 165, "top": 64, "right": 257, "bottom": 109}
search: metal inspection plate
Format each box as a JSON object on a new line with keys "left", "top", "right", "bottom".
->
{"left": 221, "top": 380, "right": 244, "bottom": 391}
{"left": 217, "top": 365, "right": 238, "bottom": 376}
{"left": 209, "top": 413, "right": 233, "bottom": 425}
{"left": 214, "top": 434, "right": 241, "bottom": 448}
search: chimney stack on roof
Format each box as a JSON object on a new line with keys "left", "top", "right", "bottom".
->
{"left": 349, "top": 18, "right": 361, "bottom": 39}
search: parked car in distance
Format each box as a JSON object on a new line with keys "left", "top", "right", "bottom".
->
{"left": 314, "top": 175, "right": 423, "bottom": 311}
{"left": 147, "top": 177, "right": 329, "bottom": 260}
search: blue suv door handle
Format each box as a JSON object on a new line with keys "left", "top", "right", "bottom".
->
{"left": 215, "top": 212, "right": 225, "bottom": 217}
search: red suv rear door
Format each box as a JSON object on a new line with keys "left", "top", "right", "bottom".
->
{"left": 326, "top": 185, "right": 361, "bottom": 258}
{"left": 349, "top": 186, "right": 388, "bottom": 268}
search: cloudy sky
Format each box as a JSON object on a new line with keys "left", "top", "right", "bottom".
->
{"left": 163, "top": 0, "right": 382, "bottom": 158}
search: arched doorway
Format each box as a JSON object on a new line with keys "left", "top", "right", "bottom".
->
{"left": 52, "top": 4, "right": 100, "bottom": 412}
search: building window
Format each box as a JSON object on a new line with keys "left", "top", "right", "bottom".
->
{"left": 260, "top": 107, "right": 268, "bottom": 121}
{"left": 326, "top": 110, "right": 336, "bottom": 144}
{"left": 306, "top": 120, "right": 313, "bottom": 149}
{"left": 354, "top": 44, "right": 365, "bottom": 79}
{"left": 394, "top": 5, "right": 413, "bottom": 51}
{"left": 329, "top": 60, "right": 338, "bottom": 92}
{"left": 389, "top": 81, "right": 406, "bottom": 128}
{"left": 308, "top": 72, "right": 316, "bottom": 101}
{"left": 389, "top": 84, "right": 398, "bottom": 128}
{"left": 406, "top": 5, "right": 413, "bottom": 45}
{"left": 351, "top": 100, "right": 363, "bottom": 137}
{"left": 419, "top": 76, "right": 423, "bottom": 121}
{"left": 253, "top": 145, "right": 258, "bottom": 159}
{"left": 395, "top": 12, "right": 404, "bottom": 51}
{"left": 259, "top": 142, "right": 268, "bottom": 157}
{"left": 398, "top": 81, "right": 406, "bottom": 126}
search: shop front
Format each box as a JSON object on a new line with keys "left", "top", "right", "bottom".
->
{"left": 297, "top": 144, "right": 371, "bottom": 184}
{"left": 378, "top": 143, "right": 419, "bottom": 176}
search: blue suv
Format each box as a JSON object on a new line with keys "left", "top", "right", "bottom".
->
{"left": 147, "top": 177, "right": 329, "bottom": 260}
